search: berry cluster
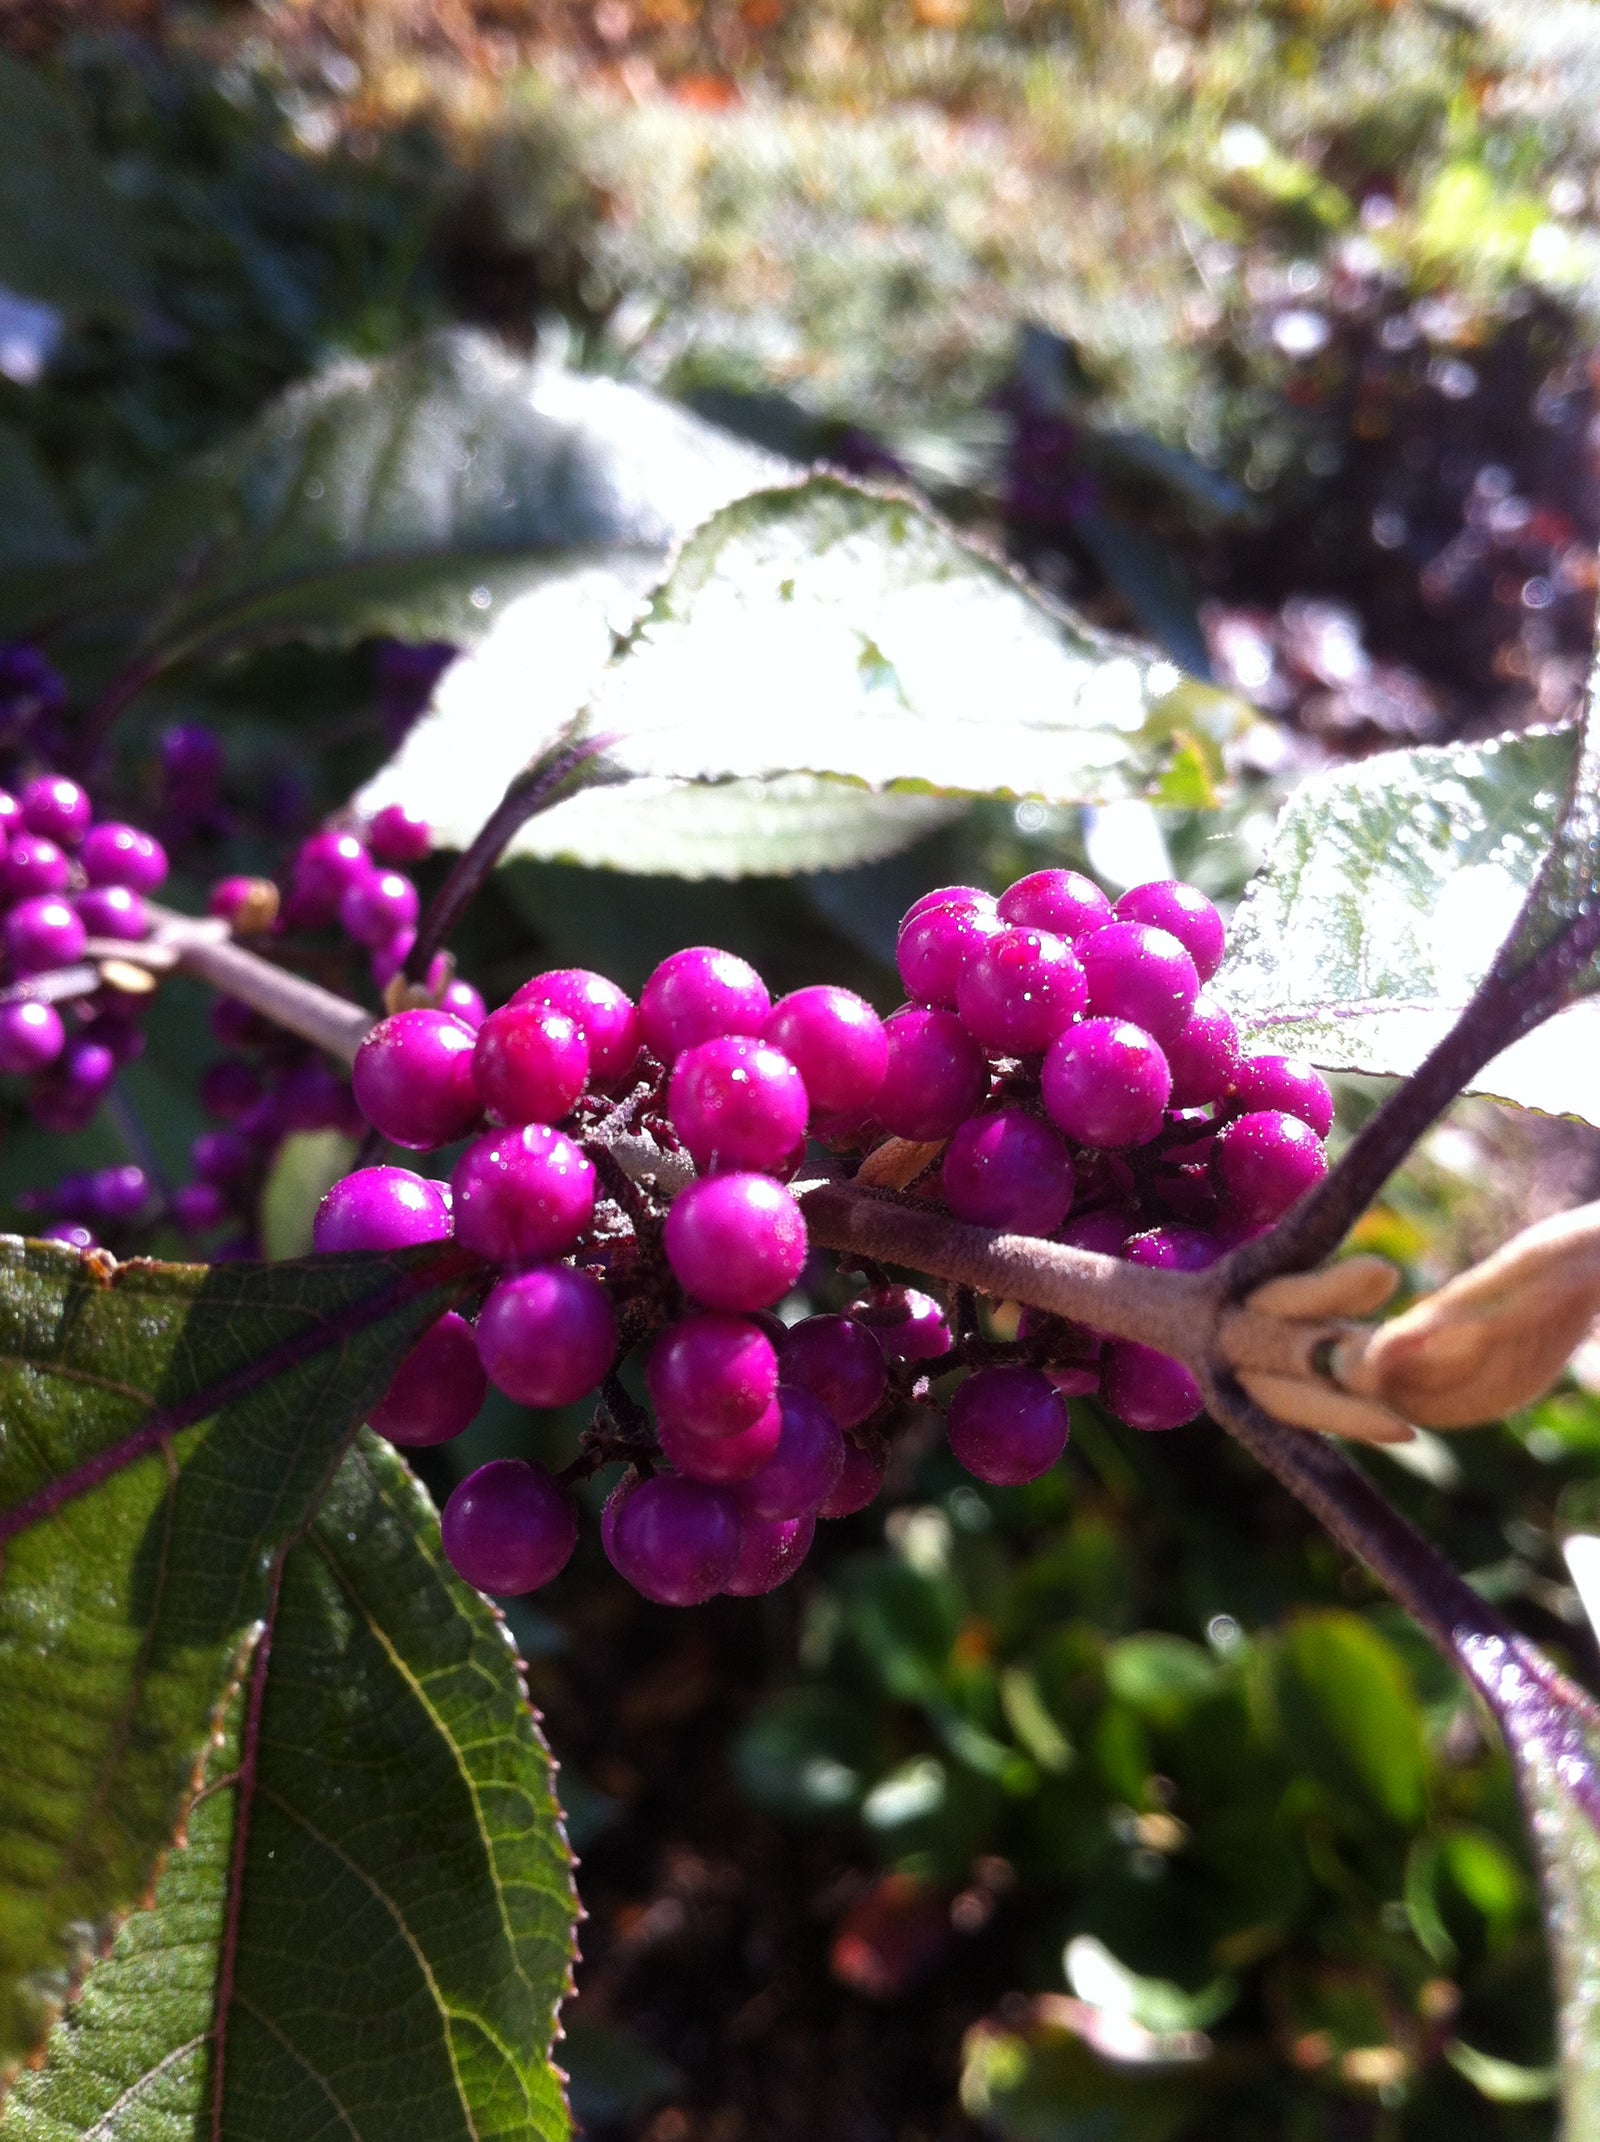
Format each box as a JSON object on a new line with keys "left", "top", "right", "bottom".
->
{"left": 322, "top": 871, "right": 1331, "bottom": 1610}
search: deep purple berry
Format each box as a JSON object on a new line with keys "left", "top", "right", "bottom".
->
{"left": 369, "top": 1311, "right": 487, "bottom": 1446}
{"left": 160, "top": 724, "right": 224, "bottom": 814}
{"left": 664, "top": 1172, "right": 807, "bottom": 1312}
{"left": 851, "top": 1286, "right": 952, "bottom": 1361}
{"left": 763, "top": 985, "right": 887, "bottom": 1116}
{"left": 75, "top": 886, "right": 148, "bottom": 941}
{"left": 1214, "top": 1109, "right": 1328, "bottom": 1224}
{"left": 956, "top": 926, "right": 1087, "bottom": 1056}
{"left": 1078, "top": 922, "right": 1200, "bottom": 1045}
{"left": 659, "top": 1397, "right": 783, "bottom": 1483}
{"left": 875, "top": 1007, "right": 987, "bottom": 1141}
{"left": 473, "top": 1003, "right": 588, "bottom": 1126}
{"left": 1231, "top": 1053, "right": 1335, "bottom": 1138}
{"left": 1102, "top": 1343, "right": 1203, "bottom": 1431}
{"left": 778, "top": 1314, "right": 887, "bottom": 1430}
{"left": 291, "top": 829, "right": 372, "bottom": 924}
{"left": 997, "top": 868, "right": 1113, "bottom": 943}
{"left": 668, "top": 1035, "right": 808, "bottom": 1174}
{"left": 476, "top": 1264, "right": 617, "bottom": 1407}
{"left": 340, "top": 868, "right": 419, "bottom": 950}
{"left": 87, "top": 1164, "right": 151, "bottom": 1222}
{"left": 0, "top": 998, "right": 63, "bottom": 1074}
{"left": 441, "top": 978, "right": 488, "bottom": 1029}
{"left": 605, "top": 1473, "right": 743, "bottom": 1605}
{"left": 1113, "top": 880, "right": 1226, "bottom": 982}
{"left": 1041, "top": 1018, "right": 1171, "bottom": 1148}
{"left": 724, "top": 1511, "right": 815, "bottom": 1595}
{"left": 80, "top": 822, "right": 168, "bottom": 893}
{"left": 1165, "top": 994, "right": 1242, "bottom": 1108}
{"left": 31, "top": 1038, "right": 116, "bottom": 1130}
{"left": 941, "top": 1109, "right": 1075, "bottom": 1236}
{"left": 201, "top": 1058, "right": 263, "bottom": 1122}
{"left": 513, "top": 968, "right": 640, "bottom": 1086}
{"left": 20, "top": 775, "right": 90, "bottom": 848}
{"left": 818, "top": 1435, "right": 888, "bottom": 1518}
{"left": 443, "top": 1459, "right": 577, "bottom": 1593}
{"left": 192, "top": 1127, "right": 252, "bottom": 1186}
{"left": 42, "top": 1223, "right": 96, "bottom": 1251}
{"left": 646, "top": 1313, "right": 779, "bottom": 1439}
{"left": 367, "top": 803, "right": 432, "bottom": 866}
{"left": 313, "top": 1165, "right": 452, "bottom": 1252}
{"left": 451, "top": 1124, "right": 596, "bottom": 1264}
{"left": 737, "top": 1385, "right": 845, "bottom": 1520}
{"left": 896, "top": 891, "right": 1002, "bottom": 1008}
{"left": 6, "top": 895, "right": 85, "bottom": 974}
{"left": 173, "top": 1181, "right": 228, "bottom": 1233}
{"left": 2, "top": 835, "right": 69, "bottom": 900}
{"left": 1058, "top": 1206, "right": 1136, "bottom": 1255}
{"left": 947, "top": 1366, "right": 1069, "bottom": 1485}
{"left": 639, "top": 945, "right": 771, "bottom": 1061}
{"left": 353, "top": 1009, "right": 480, "bottom": 1149}
{"left": 1123, "top": 1224, "right": 1223, "bottom": 1271}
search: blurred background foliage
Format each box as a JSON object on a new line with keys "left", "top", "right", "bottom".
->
{"left": 5, "top": 1, "right": 1600, "bottom": 2136}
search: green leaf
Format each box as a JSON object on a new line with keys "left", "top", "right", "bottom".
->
{"left": 2, "top": 1431, "right": 575, "bottom": 2140}
{"left": 0, "top": 57, "right": 147, "bottom": 311}
{"left": 0, "top": 1238, "right": 474, "bottom": 2084}
{"left": 1103, "top": 1636, "right": 1219, "bottom": 1730}
{"left": 1213, "top": 723, "right": 1600, "bottom": 1122}
{"left": 0, "top": 426, "right": 79, "bottom": 571}
{"left": 259, "top": 1129, "right": 358, "bottom": 1261}
{"left": 1275, "top": 1612, "right": 1427, "bottom": 1826}
{"left": 960, "top": 2006, "right": 1205, "bottom": 2142}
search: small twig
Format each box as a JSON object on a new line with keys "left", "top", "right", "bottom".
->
{"left": 144, "top": 905, "right": 374, "bottom": 1064}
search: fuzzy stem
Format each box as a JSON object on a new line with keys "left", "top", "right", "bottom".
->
{"left": 143, "top": 907, "right": 374, "bottom": 1063}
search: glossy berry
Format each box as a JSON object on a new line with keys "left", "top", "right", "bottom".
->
{"left": 20, "top": 775, "right": 91, "bottom": 848}
{"left": 1041, "top": 1018, "right": 1170, "bottom": 1148}
{"left": 87, "top": 1164, "right": 151, "bottom": 1222}
{"left": 313, "top": 1166, "right": 452, "bottom": 1252}
{"left": 0, "top": 998, "right": 63, "bottom": 1074}
{"left": 1231, "top": 1053, "right": 1335, "bottom": 1138}
{"left": 852, "top": 1286, "right": 952, "bottom": 1361}
{"left": 367, "top": 803, "right": 432, "bottom": 865}
{"left": 75, "top": 886, "right": 148, "bottom": 941}
{"left": 875, "top": 1007, "right": 988, "bottom": 1141}
{"left": 779, "top": 1315, "right": 887, "bottom": 1430}
{"left": 763, "top": 986, "right": 888, "bottom": 1116}
{"left": 6, "top": 895, "right": 85, "bottom": 974}
{"left": 369, "top": 1312, "right": 486, "bottom": 1446}
{"left": 659, "top": 1397, "right": 783, "bottom": 1483}
{"left": 451, "top": 1125, "right": 596, "bottom": 1265}
{"left": 369, "top": 929, "right": 417, "bottom": 991}
{"left": 2, "top": 835, "right": 69, "bottom": 900}
{"left": 291, "top": 829, "right": 372, "bottom": 921}
{"left": 440, "top": 977, "right": 488, "bottom": 1030}
{"left": 669, "top": 1035, "right": 808, "bottom": 1174}
{"left": 639, "top": 946, "right": 770, "bottom": 1060}
{"left": 664, "top": 1172, "right": 807, "bottom": 1312}
{"left": 1113, "top": 880, "right": 1227, "bottom": 982}
{"left": 724, "top": 1512, "right": 815, "bottom": 1595}
{"left": 997, "top": 868, "right": 1113, "bottom": 943}
{"left": 353, "top": 1009, "right": 480, "bottom": 1149}
{"left": 172, "top": 1181, "right": 228, "bottom": 1233}
{"left": 947, "top": 1366, "right": 1069, "bottom": 1485}
{"left": 192, "top": 1127, "right": 252, "bottom": 1185}
{"left": 896, "top": 890, "right": 1002, "bottom": 1008}
{"left": 902, "top": 883, "right": 992, "bottom": 928}
{"left": 473, "top": 1003, "right": 589, "bottom": 1126}
{"left": 646, "top": 1313, "right": 778, "bottom": 1439}
{"left": 340, "top": 868, "right": 420, "bottom": 950}
{"left": 443, "top": 1460, "right": 577, "bottom": 1593}
{"left": 1078, "top": 922, "right": 1200, "bottom": 1045}
{"left": 1165, "top": 994, "right": 1242, "bottom": 1108}
{"left": 737, "top": 1385, "right": 845, "bottom": 1520}
{"left": 956, "top": 926, "right": 1087, "bottom": 1055}
{"left": 512, "top": 969, "right": 640, "bottom": 1086}
{"left": 1102, "top": 1343, "right": 1203, "bottom": 1431}
{"left": 941, "top": 1109, "right": 1075, "bottom": 1236}
{"left": 605, "top": 1473, "right": 743, "bottom": 1605}
{"left": 1214, "top": 1109, "right": 1329, "bottom": 1224}
{"left": 818, "top": 1435, "right": 889, "bottom": 1518}
{"left": 476, "top": 1264, "right": 617, "bottom": 1407}
{"left": 1058, "top": 1207, "right": 1136, "bottom": 1256}
{"left": 80, "top": 822, "right": 168, "bottom": 892}
{"left": 1123, "top": 1224, "right": 1223, "bottom": 1271}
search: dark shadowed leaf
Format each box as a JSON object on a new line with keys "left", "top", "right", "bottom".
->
{"left": 0, "top": 1238, "right": 474, "bottom": 2084}
{"left": 1276, "top": 1612, "right": 1426, "bottom": 1826}
{"left": 2, "top": 1433, "right": 576, "bottom": 2142}
{"left": 0, "top": 57, "right": 147, "bottom": 312}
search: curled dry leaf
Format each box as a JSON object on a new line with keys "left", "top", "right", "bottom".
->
{"left": 1219, "top": 1257, "right": 1415, "bottom": 1445}
{"left": 855, "top": 1137, "right": 946, "bottom": 1191}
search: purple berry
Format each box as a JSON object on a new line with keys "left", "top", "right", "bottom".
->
{"left": 997, "top": 868, "right": 1113, "bottom": 943}
{"left": 763, "top": 985, "right": 887, "bottom": 1116}
{"left": 312, "top": 1165, "right": 452, "bottom": 1252}
{"left": 75, "top": 886, "right": 148, "bottom": 941}
{"left": 340, "top": 867, "right": 420, "bottom": 950}
{"left": 512, "top": 968, "right": 640, "bottom": 1087}
{"left": 280, "top": 1060, "right": 359, "bottom": 1134}
{"left": 201, "top": 1058, "right": 263, "bottom": 1121}
{"left": 87, "top": 1164, "right": 150, "bottom": 1222}
{"left": 476, "top": 1264, "right": 617, "bottom": 1407}
{"left": 20, "top": 775, "right": 91, "bottom": 848}
{"left": 42, "top": 1222, "right": 96, "bottom": 1251}
{"left": 369, "top": 929, "right": 417, "bottom": 990}
{"left": 1041, "top": 1018, "right": 1171, "bottom": 1148}
{"left": 896, "top": 891, "right": 1002, "bottom": 1008}
{"left": 724, "top": 1511, "right": 816, "bottom": 1595}
{"left": 1102, "top": 1343, "right": 1203, "bottom": 1431}
{"left": 778, "top": 1314, "right": 887, "bottom": 1430}
{"left": 947, "top": 1365, "right": 1069, "bottom": 1485}
{"left": 33, "top": 1039, "right": 119, "bottom": 1130}
{"left": 941, "top": 1109, "right": 1075, "bottom": 1236}
{"left": 818, "top": 1436, "right": 888, "bottom": 1517}
{"left": 955, "top": 926, "right": 1087, "bottom": 1055}
{"left": 450, "top": 1124, "right": 596, "bottom": 1264}
{"left": 658, "top": 1398, "right": 783, "bottom": 1483}
{"left": 1214, "top": 1109, "right": 1328, "bottom": 1225}
{"left": 1165, "top": 994, "right": 1242, "bottom": 1108}
{"left": 2, "top": 835, "right": 69, "bottom": 900}
{"left": 639, "top": 946, "right": 771, "bottom": 1061}
{"left": 367, "top": 803, "right": 432, "bottom": 865}
{"left": 902, "top": 883, "right": 993, "bottom": 928}
{"left": 440, "top": 978, "right": 487, "bottom": 1029}
{"left": 160, "top": 724, "right": 224, "bottom": 814}
{"left": 0, "top": 790, "right": 18, "bottom": 840}
{"left": 1123, "top": 1224, "right": 1223, "bottom": 1271}
{"left": 605, "top": 1473, "right": 743, "bottom": 1605}
{"left": 875, "top": 1007, "right": 988, "bottom": 1141}
{"left": 1078, "top": 922, "right": 1200, "bottom": 1045}
{"left": 353, "top": 1009, "right": 480, "bottom": 1149}
{"left": 1058, "top": 1207, "right": 1135, "bottom": 1255}
{"left": 443, "top": 1459, "right": 577, "bottom": 1593}
{"left": 6, "top": 895, "right": 85, "bottom": 974}
{"left": 664, "top": 1172, "right": 807, "bottom": 1312}
{"left": 852, "top": 1286, "right": 952, "bottom": 1361}
{"left": 1231, "top": 1053, "right": 1335, "bottom": 1138}
{"left": 80, "top": 822, "right": 168, "bottom": 892}
{"left": 291, "top": 830, "right": 372, "bottom": 924}
{"left": 472, "top": 1003, "right": 589, "bottom": 1126}
{"left": 0, "top": 998, "right": 63, "bottom": 1074}
{"left": 737, "top": 1385, "right": 845, "bottom": 1520}
{"left": 173, "top": 1181, "right": 228, "bottom": 1233}
{"left": 668, "top": 1035, "right": 808, "bottom": 1174}
{"left": 192, "top": 1127, "right": 253, "bottom": 1186}
{"left": 369, "top": 1311, "right": 486, "bottom": 1446}
{"left": 1112, "top": 880, "right": 1226, "bottom": 982}
{"left": 646, "top": 1312, "right": 778, "bottom": 1439}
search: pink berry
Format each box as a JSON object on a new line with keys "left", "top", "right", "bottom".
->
{"left": 340, "top": 868, "right": 420, "bottom": 950}
{"left": 664, "top": 1172, "right": 807, "bottom": 1311}
{"left": 353, "top": 1009, "right": 480, "bottom": 1149}
{"left": 369, "top": 929, "right": 417, "bottom": 991}
{"left": 955, "top": 925, "right": 1087, "bottom": 1055}
{"left": 1102, "top": 1344, "right": 1203, "bottom": 1431}
{"left": 723, "top": 1512, "right": 815, "bottom": 1596}
{"left": 443, "top": 1460, "right": 577, "bottom": 1593}
{"left": 2, "top": 836, "right": 69, "bottom": 900}
{"left": 1123, "top": 1225, "right": 1223, "bottom": 1271}
{"left": 876, "top": 1007, "right": 987, "bottom": 1141}
{"left": 1112, "top": 880, "right": 1226, "bottom": 982}
{"left": 450, "top": 1125, "right": 597, "bottom": 1265}
{"left": 1230, "top": 1053, "right": 1334, "bottom": 1138}
{"left": 1165, "top": 994, "right": 1241, "bottom": 1108}
{"left": 778, "top": 1314, "right": 887, "bottom": 1429}
{"left": 639, "top": 946, "right": 770, "bottom": 1060}
{"left": 896, "top": 891, "right": 1002, "bottom": 1008}
{"left": 902, "top": 883, "right": 993, "bottom": 928}
{"left": 997, "top": 868, "right": 1113, "bottom": 942}
{"left": 369, "top": 1312, "right": 486, "bottom": 1446}
{"left": 313, "top": 1166, "right": 452, "bottom": 1251}
{"left": 292, "top": 829, "right": 371, "bottom": 923}
{"left": 367, "top": 803, "right": 432, "bottom": 865}
{"left": 1214, "top": 1109, "right": 1328, "bottom": 1225}
{"left": 1078, "top": 923, "right": 1200, "bottom": 1045}
{"left": 441, "top": 978, "right": 488, "bottom": 1029}
{"left": 512, "top": 968, "right": 640, "bottom": 1087}
{"left": 20, "top": 775, "right": 90, "bottom": 847}
{"left": 851, "top": 1286, "right": 952, "bottom": 1361}
{"left": 764, "top": 985, "right": 887, "bottom": 1117}
{"left": 6, "top": 895, "right": 85, "bottom": 974}
{"left": 1041, "top": 1018, "right": 1171, "bottom": 1148}
{"left": 737, "top": 1385, "right": 845, "bottom": 1520}
{"left": 1058, "top": 1207, "right": 1136, "bottom": 1256}
{"left": 947, "top": 1366, "right": 1068, "bottom": 1485}
{"left": 605, "top": 1473, "right": 743, "bottom": 1605}
{"left": 941, "top": 1109, "right": 1075, "bottom": 1236}
{"left": 659, "top": 1398, "right": 783, "bottom": 1483}
{"left": 476, "top": 1264, "right": 617, "bottom": 1407}
{"left": 472, "top": 1003, "right": 589, "bottom": 1125}
{"left": 75, "top": 886, "right": 148, "bottom": 941}
{"left": 0, "top": 998, "right": 64, "bottom": 1074}
{"left": 668, "top": 1035, "right": 808, "bottom": 1174}
{"left": 646, "top": 1313, "right": 779, "bottom": 1440}
{"left": 818, "top": 1436, "right": 888, "bottom": 1518}
{"left": 80, "top": 821, "right": 168, "bottom": 892}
